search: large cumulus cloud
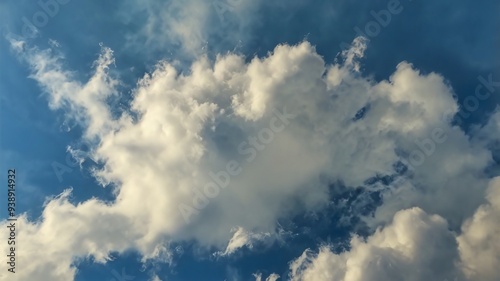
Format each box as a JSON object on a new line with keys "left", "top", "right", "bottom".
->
{"left": 1, "top": 36, "right": 498, "bottom": 281}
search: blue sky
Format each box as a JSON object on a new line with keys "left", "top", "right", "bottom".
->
{"left": 0, "top": 1, "right": 499, "bottom": 281}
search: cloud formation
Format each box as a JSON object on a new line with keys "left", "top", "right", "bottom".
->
{"left": 1, "top": 35, "right": 498, "bottom": 281}
{"left": 289, "top": 207, "right": 464, "bottom": 281}
{"left": 289, "top": 177, "right": 500, "bottom": 281}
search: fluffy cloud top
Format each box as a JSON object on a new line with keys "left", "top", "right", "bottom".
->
{"left": 458, "top": 177, "right": 500, "bottom": 281}
{"left": 289, "top": 177, "right": 500, "bottom": 281}
{"left": 290, "top": 207, "right": 464, "bottom": 281}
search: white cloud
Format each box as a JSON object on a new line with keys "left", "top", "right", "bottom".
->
{"left": 217, "top": 227, "right": 271, "bottom": 256}
{"left": 288, "top": 178, "right": 500, "bottom": 281}
{"left": 458, "top": 177, "right": 500, "bottom": 281}
{"left": 120, "top": 0, "right": 261, "bottom": 58}
{"left": 2, "top": 36, "right": 498, "bottom": 280}
{"left": 254, "top": 272, "right": 280, "bottom": 281}
{"left": 150, "top": 275, "right": 163, "bottom": 281}
{"left": 0, "top": 189, "right": 138, "bottom": 280}
{"left": 472, "top": 105, "right": 500, "bottom": 162}
{"left": 8, "top": 40, "right": 119, "bottom": 140}
{"left": 289, "top": 207, "right": 464, "bottom": 281}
